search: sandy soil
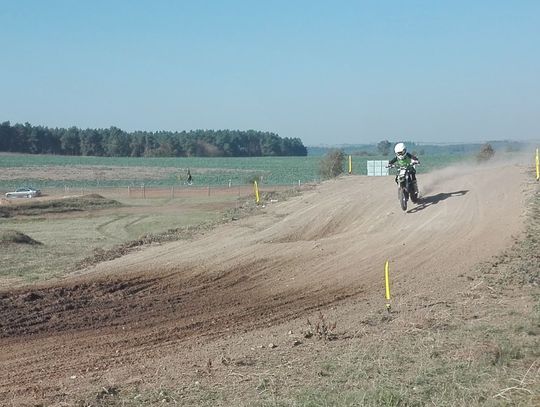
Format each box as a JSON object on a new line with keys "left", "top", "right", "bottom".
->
{"left": 0, "top": 160, "right": 533, "bottom": 406}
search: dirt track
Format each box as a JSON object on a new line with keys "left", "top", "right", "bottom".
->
{"left": 0, "top": 160, "right": 532, "bottom": 406}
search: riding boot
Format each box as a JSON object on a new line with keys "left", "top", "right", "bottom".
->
{"left": 412, "top": 180, "right": 418, "bottom": 195}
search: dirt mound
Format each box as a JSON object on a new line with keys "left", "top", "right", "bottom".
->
{"left": 80, "top": 193, "right": 107, "bottom": 199}
{"left": 0, "top": 194, "right": 121, "bottom": 217}
{"left": 0, "top": 229, "right": 42, "bottom": 245}
{"left": 0, "top": 162, "right": 535, "bottom": 405}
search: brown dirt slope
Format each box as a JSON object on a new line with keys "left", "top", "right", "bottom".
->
{"left": 0, "top": 161, "right": 532, "bottom": 406}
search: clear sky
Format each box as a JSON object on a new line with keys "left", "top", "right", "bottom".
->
{"left": 1, "top": 0, "right": 539, "bottom": 145}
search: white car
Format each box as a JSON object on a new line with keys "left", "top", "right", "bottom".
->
{"left": 5, "top": 187, "right": 42, "bottom": 198}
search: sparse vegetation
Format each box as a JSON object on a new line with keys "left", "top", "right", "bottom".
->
{"left": 318, "top": 149, "right": 345, "bottom": 180}
{"left": 304, "top": 312, "right": 338, "bottom": 341}
{"left": 476, "top": 143, "right": 496, "bottom": 162}
{"left": 0, "top": 229, "right": 42, "bottom": 245}
{"left": 478, "top": 188, "right": 539, "bottom": 286}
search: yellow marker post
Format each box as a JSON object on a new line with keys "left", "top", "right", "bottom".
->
{"left": 384, "top": 260, "right": 391, "bottom": 311}
{"left": 536, "top": 148, "right": 540, "bottom": 181}
{"left": 254, "top": 180, "right": 260, "bottom": 204}
{"left": 348, "top": 155, "right": 352, "bottom": 174}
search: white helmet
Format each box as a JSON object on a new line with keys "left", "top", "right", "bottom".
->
{"left": 394, "top": 142, "right": 406, "bottom": 159}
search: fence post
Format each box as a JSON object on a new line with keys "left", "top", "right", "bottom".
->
{"left": 254, "top": 181, "right": 260, "bottom": 204}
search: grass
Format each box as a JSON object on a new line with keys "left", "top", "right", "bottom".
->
{"left": 0, "top": 229, "right": 42, "bottom": 245}
{"left": 0, "top": 193, "right": 245, "bottom": 284}
{"left": 74, "top": 298, "right": 539, "bottom": 406}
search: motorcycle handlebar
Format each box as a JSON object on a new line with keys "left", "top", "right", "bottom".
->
{"left": 386, "top": 162, "right": 420, "bottom": 169}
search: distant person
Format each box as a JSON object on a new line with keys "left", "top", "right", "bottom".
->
{"left": 187, "top": 169, "right": 193, "bottom": 185}
{"left": 387, "top": 142, "right": 420, "bottom": 195}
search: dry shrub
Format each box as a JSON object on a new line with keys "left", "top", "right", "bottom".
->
{"left": 304, "top": 312, "right": 337, "bottom": 341}
{"left": 476, "top": 143, "right": 495, "bottom": 162}
{"left": 319, "top": 149, "right": 345, "bottom": 180}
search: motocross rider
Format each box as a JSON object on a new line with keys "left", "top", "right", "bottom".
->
{"left": 388, "top": 142, "right": 420, "bottom": 195}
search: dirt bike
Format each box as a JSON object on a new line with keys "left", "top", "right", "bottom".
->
{"left": 387, "top": 163, "right": 419, "bottom": 211}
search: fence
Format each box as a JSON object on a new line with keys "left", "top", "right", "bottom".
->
{"left": 39, "top": 184, "right": 309, "bottom": 200}
{"left": 366, "top": 160, "right": 389, "bottom": 176}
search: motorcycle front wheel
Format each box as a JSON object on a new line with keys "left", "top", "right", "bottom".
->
{"left": 410, "top": 190, "right": 419, "bottom": 204}
{"left": 398, "top": 187, "right": 408, "bottom": 211}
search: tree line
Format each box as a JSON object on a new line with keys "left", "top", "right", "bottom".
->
{"left": 0, "top": 122, "right": 308, "bottom": 157}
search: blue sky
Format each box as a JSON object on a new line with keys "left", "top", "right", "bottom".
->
{"left": 1, "top": 0, "right": 539, "bottom": 145}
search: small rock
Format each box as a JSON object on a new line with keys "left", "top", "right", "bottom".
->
{"left": 268, "top": 343, "right": 277, "bottom": 349}
{"left": 293, "top": 340, "right": 302, "bottom": 346}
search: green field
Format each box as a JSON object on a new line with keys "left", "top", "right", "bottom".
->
{"left": 0, "top": 153, "right": 471, "bottom": 189}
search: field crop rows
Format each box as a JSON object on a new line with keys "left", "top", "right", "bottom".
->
{"left": 0, "top": 153, "right": 470, "bottom": 190}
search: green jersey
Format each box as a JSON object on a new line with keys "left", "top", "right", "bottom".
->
{"left": 389, "top": 152, "right": 418, "bottom": 168}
